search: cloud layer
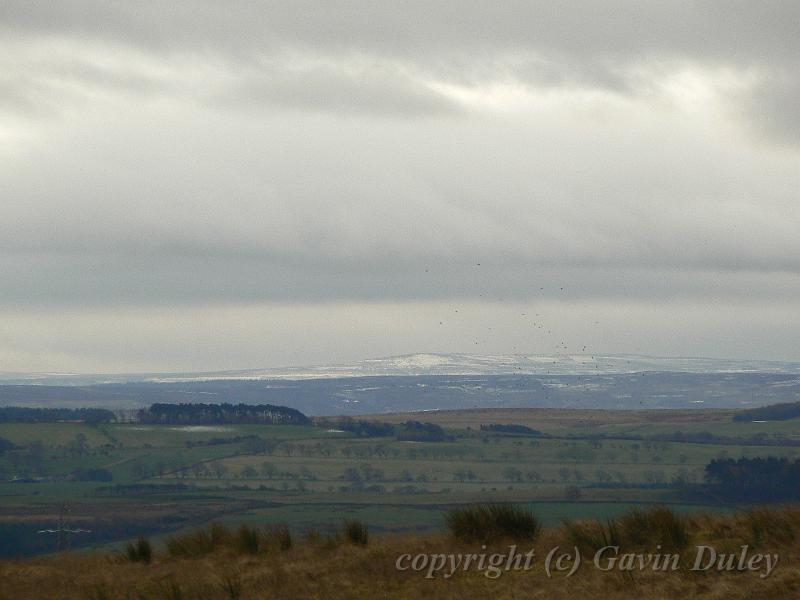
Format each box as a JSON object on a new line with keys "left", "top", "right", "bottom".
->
{"left": 0, "top": 2, "right": 798, "bottom": 370}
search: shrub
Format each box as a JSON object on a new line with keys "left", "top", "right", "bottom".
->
{"left": 343, "top": 520, "right": 369, "bottom": 545}
{"left": 446, "top": 504, "right": 541, "bottom": 543}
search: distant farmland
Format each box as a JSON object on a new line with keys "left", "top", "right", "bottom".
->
{"left": 3, "top": 405, "right": 800, "bottom": 556}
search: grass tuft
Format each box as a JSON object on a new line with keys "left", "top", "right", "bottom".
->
{"left": 218, "top": 570, "right": 243, "bottom": 600}
{"left": 166, "top": 522, "right": 296, "bottom": 557}
{"left": 741, "top": 506, "right": 796, "bottom": 547}
{"left": 564, "top": 506, "right": 690, "bottom": 554}
{"left": 166, "top": 526, "right": 217, "bottom": 558}
{"left": 303, "top": 528, "right": 321, "bottom": 544}
{"left": 124, "top": 536, "right": 153, "bottom": 564}
{"left": 446, "top": 503, "right": 541, "bottom": 543}
{"left": 342, "top": 519, "right": 369, "bottom": 545}
{"left": 269, "top": 525, "right": 293, "bottom": 551}
{"left": 562, "top": 518, "right": 621, "bottom": 555}
{"left": 619, "top": 506, "right": 690, "bottom": 551}
{"left": 158, "top": 580, "right": 185, "bottom": 600}
{"left": 83, "top": 583, "right": 113, "bottom": 600}
{"left": 236, "top": 524, "right": 260, "bottom": 554}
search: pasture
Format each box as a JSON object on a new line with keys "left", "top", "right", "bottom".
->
{"left": 1, "top": 407, "right": 799, "bottom": 555}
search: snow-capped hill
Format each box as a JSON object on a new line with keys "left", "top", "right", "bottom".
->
{"left": 3, "top": 353, "right": 800, "bottom": 386}
{"left": 148, "top": 352, "right": 800, "bottom": 382}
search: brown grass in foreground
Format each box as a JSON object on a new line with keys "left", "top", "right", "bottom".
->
{"left": 2, "top": 507, "right": 800, "bottom": 599}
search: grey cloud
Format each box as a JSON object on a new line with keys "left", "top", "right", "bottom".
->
{"left": 3, "top": 1, "right": 798, "bottom": 63}
{"left": 0, "top": 63, "right": 165, "bottom": 121}
{"left": 0, "top": 44, "right": 460, "bottom": 120}
{"left": 0, "top": 79, "right": 46, "bottom": 116}
{"left": 2, "top": 2, "right": 799, "bottom": 140}
{"left": 1, "top": 2, "right": 799, "bottom": 370}
{"left": 3, "top": 252, "right": 800, "bottom": 309}
{"left": 1, "top": 95, "right": 798, "bottom": 301}
{"left": 740, "top": 72, "right": 800, "bottom": 146}
{"left": 221, "top": 62, "right": 460, "bottom": 116}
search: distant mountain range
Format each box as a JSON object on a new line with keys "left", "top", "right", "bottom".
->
{"left": 2, "top": 353, "right": 800, "bottom": 386}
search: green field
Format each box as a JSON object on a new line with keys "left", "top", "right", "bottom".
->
{"left": 2, "top": 407, "right": 799, "bottom": 556}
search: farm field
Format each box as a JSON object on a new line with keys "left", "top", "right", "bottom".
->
{"left": 1, "top": 407, "right": 799, "bottom": 556}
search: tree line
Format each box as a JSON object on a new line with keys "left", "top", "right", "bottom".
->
{"left": 137, "top": 403, "right": 310, "bottom": 425}
{"left": 733, "top": 401, "right": 800, "bottom": 422}
{"left": 0, "top": 407, "right": 115, "bottom": 423}
{"left": 704, "top": 456, "right": 800, "bottom": 501}
{"left": 480, "top": 424, "right": 542, "bottom": 436}
{"left": 316, "top": 419, "right": 395, "bottom": 437}
{"left": 396, "top": 421, "right": 448, "bottom": 442}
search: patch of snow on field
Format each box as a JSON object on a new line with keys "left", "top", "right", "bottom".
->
{"left": 168, "top": 426, "right": 234, "bottom": 432}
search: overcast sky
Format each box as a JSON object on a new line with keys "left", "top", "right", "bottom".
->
{"left": 1, "top": 1, "right": 799, "bottom": 373}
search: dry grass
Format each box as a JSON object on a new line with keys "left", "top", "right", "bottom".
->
{"left": 2, "top": 507, "right": 800, "bottom": 599}
{"left": 165, "top": 523, "right": 293, "bottom": 559}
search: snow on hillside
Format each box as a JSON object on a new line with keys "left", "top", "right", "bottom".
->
{"left": 3, "top": 353, "right": 800, "bottom": 386}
